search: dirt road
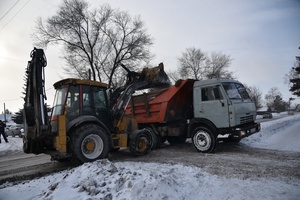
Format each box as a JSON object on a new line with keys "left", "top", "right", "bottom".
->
{"left": 1, "top": 141, "right": 299, "bottom": 185}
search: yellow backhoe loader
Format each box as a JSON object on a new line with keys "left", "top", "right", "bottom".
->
{"left": 23, "top": 48, "right": 170, "bottom": 163}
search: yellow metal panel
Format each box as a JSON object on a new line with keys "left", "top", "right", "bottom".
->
{"left": 55, "top": 115, "right": 67, "bottom": 153}
{"left": 117, "top": 133, "right": 128, "bottom": 147}
{"left": 117, "top": 115, "right": 138, "bottom": 133}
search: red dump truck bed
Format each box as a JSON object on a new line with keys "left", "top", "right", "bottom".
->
{"left": 125, "top": 79, "right": 196, "bottom": 124}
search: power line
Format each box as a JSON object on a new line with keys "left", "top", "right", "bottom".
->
{"left": 0, "top": 0, "right": 21, "bottom": 22}
{"left": 0, "top": 0, "right": 31, "bottom": 32}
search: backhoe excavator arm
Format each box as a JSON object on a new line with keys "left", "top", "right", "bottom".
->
{"left": 23, "top": 48, "right": 49, "bottom": 154}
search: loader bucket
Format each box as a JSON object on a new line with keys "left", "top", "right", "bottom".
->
{"left": 139, "top": 63, "right": 171, "bottom": 89}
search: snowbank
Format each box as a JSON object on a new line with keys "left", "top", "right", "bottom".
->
{"left": 0, "top": 136, "right": 22, "bottom": 153}
{"left": 242, "top": 113, "right": 300, "bottom": 152}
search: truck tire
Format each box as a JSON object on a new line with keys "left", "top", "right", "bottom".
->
{"left": 145, "top": 127, "right": 159, "bottom": 150}
{"left": 70, "top": 124, "right": 109, "bottom": 163}
{"left": 129, "top": 129, "right": 151, "bottom": 156}
{"left": 192, "top": 126, "right": 216, "bottom": 153}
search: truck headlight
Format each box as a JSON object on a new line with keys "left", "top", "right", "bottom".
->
{"left": 240, "top": 131, "right": 246, "bottom": 137}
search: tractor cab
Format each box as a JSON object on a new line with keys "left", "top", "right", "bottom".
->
{"left": 50, "top": 78, "right": 114, "bottom": 134}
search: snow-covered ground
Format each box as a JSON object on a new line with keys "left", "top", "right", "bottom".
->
{"left": 0, "top": 114, "right": 300, "bottom": 200}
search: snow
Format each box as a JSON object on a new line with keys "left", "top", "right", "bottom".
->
{"left": 242, "top": 113, "right": 300, "bottom": 152}
{"left": 1, "top": 114, "right": 300, "bottom": 200}
{"left": 0, "top": 136, "right": 22, "bottom": 152}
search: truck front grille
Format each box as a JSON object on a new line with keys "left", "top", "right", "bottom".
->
{"left": 240, "top": 115, "right": 253, "bottom": 124}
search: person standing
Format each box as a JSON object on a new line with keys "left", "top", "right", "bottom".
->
{"left": 0, "top": 120, "right": 8, "bottom": 143}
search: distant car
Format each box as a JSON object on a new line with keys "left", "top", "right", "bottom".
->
{"left": 5, "top": 125, "right": 23, "bottom": 138}
{"left": 20, "top": 128, "right": 24, "bottom": 137}
{"left": 263, "top": 113, "right": 273, "bottom": 119}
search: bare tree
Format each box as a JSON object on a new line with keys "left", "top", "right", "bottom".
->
{"left": 166, "top": 70, "right": 181, "bottom": 83}
{"left": 177, "top": 48, "right": 235, "bottom": 80}
{"left": 265, "top": 87, "right": 286, "bottom": 111}
{"left": 177, "top": 47, "right": 208, "bottom": 80}
{"left": 247, "top": 86, "right": 263, "bottom": 109}
{"left": 33, "top": 0, "right": 153, "bottom": 88}
{"left": 205, "top": 51, "right": 235, "bottom": 79}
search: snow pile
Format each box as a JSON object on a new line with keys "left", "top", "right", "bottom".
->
{"left": 0, "top": 159, "right": 299, "bottom": 200}
{"left": 0, "top": 137, "right": 22, "bottom": 153}
{"left": 242, "top": 114, "right": 300, "bottom": 152}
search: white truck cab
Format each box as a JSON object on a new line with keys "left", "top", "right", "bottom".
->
{"left": 190, "top": 78, "right": 260, "bottom": 152}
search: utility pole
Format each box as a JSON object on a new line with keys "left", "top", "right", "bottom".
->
{"left": 3, "top": 103, "right": 7, "bottom": 122}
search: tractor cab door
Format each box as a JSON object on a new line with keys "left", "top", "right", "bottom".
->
{"left": 59, "top": 85, "right": 113, "bottom": 131}
{"left": 82, "top": 85, "right": 114, "bottom": 131}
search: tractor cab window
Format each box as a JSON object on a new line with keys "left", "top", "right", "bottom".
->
{"left": 82, "top": 85, "right": 107, "bottom": 115}
{"left": 52, "top": 86, "right": 68, "bottom": 116}
{"left": 66, "top": 85, "right": 80, "bottom": 120}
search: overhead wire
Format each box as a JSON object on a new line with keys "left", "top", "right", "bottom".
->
{"left": 0, "top": 0, "right": 21, "bottom": 21}
{"left": 0, "top": 0, "right": 31, "bottom": 32}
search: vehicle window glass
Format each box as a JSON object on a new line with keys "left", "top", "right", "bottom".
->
{"left": 52, "top": 86, "right": 67, "bottom": 115}
{"left": 222, "top": 82, "right": 250, "bottom": 100}
{"left": 94, "top": 88, "right": 106, "bottom": 109}
{"left": 201, "top": 87, "right": 222, "bottom": 101}
{"left": 65, "top": 85, "right": 80, "bottom": 120}
{"left": 81, "top": 85, "right": 107, "bottom": 115}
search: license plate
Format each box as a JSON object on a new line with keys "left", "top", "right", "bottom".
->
{"left": 251, "top": 128, "right": 256, "bottom": 133}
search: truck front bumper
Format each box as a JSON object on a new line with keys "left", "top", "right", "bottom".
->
{"left": 232, "top": 122, "right": 261, "bottom": 138}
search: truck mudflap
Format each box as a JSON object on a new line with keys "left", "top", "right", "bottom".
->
{"left": 231, "top": 122, "right": 261, "bottom": 138}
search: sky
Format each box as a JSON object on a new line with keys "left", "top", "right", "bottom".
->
{"left": 0, "top": 0, "right": 300, "bottom": 113}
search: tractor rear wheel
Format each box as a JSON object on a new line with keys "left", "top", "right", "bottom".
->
{"left": 70, "top": 124, "right": 109, "bottom": 163}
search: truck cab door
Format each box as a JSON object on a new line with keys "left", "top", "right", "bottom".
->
{"left": 194, "top": 85, "right": 229, "bottom": 128}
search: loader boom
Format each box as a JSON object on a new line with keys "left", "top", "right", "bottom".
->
{"left": 23, "top": 48, "right": 49, "bottom": 154}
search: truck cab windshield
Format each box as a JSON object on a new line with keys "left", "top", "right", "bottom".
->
{"left": 222, "top": 82, "right": 250, "bottom": 100}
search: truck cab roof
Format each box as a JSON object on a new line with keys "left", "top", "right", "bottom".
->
{"left": 194, "top": 78, "right": 242, "bottom": 87}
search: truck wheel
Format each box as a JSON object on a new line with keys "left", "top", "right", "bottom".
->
{"left": 129, "top": 129, "right": 151, "bottom": 156}
{"left": 70, "top": 124, "right": 109, "bottom": 163}
{"left": 192, "top": 126, "right": 216, "bottom": 153}
{"left": 145, "top": 127, "right": 158, "bottom": 150}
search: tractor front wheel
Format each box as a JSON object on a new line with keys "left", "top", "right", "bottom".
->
{"left": 70, "top": 124, "right": 109, "bottom": 163}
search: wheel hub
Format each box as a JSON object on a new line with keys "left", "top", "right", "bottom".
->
{"left": 197, "top": 134, "right": 207, "bottom": 147}
{"left": 137, "top": 137, "right": 148, "bottom": 152}
{"left": 83, "top": 139, "right": 96, "bottom": 154}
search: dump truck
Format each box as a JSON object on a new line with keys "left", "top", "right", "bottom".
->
{"left": 23, "top": 48, "right": 170, "bottom": 163}
{"left": 125, "top": 78, "right": 261, "bottom": 152}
